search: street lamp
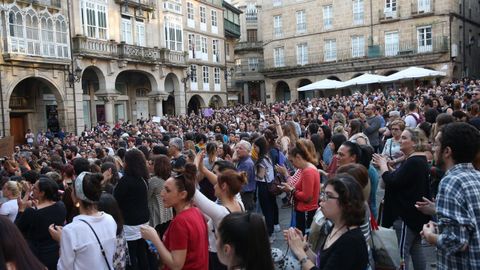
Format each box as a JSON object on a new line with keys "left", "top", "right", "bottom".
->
{"left": 68, "top": 66, "right": 82, "bottom": 88}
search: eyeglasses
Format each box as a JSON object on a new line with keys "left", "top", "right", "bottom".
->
{"left": 320, "top": 191, "right": 339, "bottom": 202}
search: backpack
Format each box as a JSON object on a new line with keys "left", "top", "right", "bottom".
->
{"left": 408, "top": 113, "right": 424, "bottom": 125}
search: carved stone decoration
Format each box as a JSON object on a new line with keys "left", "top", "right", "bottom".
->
{"left": 117, "top": 60, "right": 128, "bottom": 69}
{"left": 99, "top": 95, "right": 118, "bottom": 103}
{"left": 158, "top": 65, "right": 167, "bottom": 79}
{"left": 107, "top": 60, "right": 116, "bottom": 75}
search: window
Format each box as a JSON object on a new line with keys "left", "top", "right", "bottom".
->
{"left": 273, "top": 0, "right": 282, "bottom": 7}
{"left": 323, "top": 5, "right": 333, "bottom": 29}
{"left": 417, "top": 26, "right": 432, "bottom": 52}
{"left": 214, "top": 67, "right": 220, "bottom": 84}
{"left": 324, "top": 39, "right": 336, "bottom": 61}
{"left": 211, "top": 10, "right": 217, "bottom": 27}
{"left": 247, "top": 29, "right": 257, "bottom": 42}
{"left": 351, "top": 35, "right": 365, "bottom": 57}
{"left": 55, "top": 17, "right": 69, "bottom": 58}
{"left": 385, "top": 31, "right": 399, "bottom": 56}
{"left": 203, "top": 66, "right": 209, "bottom": 84}
{"left": 188, "top": 33, "right": 195, "bottom": 58}
{"left": 26, "top": 10, "right": 40, "bottom": 55}
{"left": 248, "top": 57, "right": 259, "bottom": 70}
{"left": 164, "top": 19, "right": 183, "bottom": 51}
{"left": 200, "top": 6, "right": 206, "bottom": 23}
{"left": 245, "top": 3, "right": 258, "bottom": 21}
{"left": 201, "top": 36, "right": 208, "bottom": 56}
{"left": 81, "top": 0, "right": 108, "bottom": 40}
{"left": 274, "top": 47, "right": 285, "bottom": 67}
{"left": 163, "top": 0, "right": 182, "bottom": 14}
{"left": 136, "top": 21, "right": 145, "bottom": 46}
{"left": 384, "top": 0, "right": 397, "bottom": 17}
{"left": 41, "top": 16, "right": 55, "bottom": 57}
{"left": 212, "top": 39, "right": 219, "bottom": 62}
{"left": 296, "top": 10, "right": 306, "bottom": 33}
{"left": 418, "top": 0, "right": 431, "bottom": 13}
{"left": 297, "top": 43, "right": 308, "bottom": 65}
{"left": 190, "top": 65, "right": 197, "bottom": 82}
{"left": 187, "top": 2, "right": 194, "bottom": 19}
{"left": 121, "top": 17, "right": 132, "bottom": 44}
{"left": 353, "top": 0, "right": 364, "bottom": 25}
{"left": 273, "top": 15, "right": 282, "bottom": 38}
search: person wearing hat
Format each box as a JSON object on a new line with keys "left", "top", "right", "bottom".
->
{"left": 49, "top": 172, "right": 117, "bottom": 270}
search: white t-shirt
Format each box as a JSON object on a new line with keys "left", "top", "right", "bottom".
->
{"left": 58, "top": 213, "right": 117, "bottom": 270}
{"left": 0, "top": 199, "right": 19, "bottom": 222}
{"left": 404, "top": 113, "right": 419, "bottom": 128}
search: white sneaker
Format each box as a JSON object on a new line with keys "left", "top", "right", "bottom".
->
{"left": 269, "top": 235, "right": 276, "bottom": 244}
{"left": 274, "top": 224, "right": 281, "bottom": 232}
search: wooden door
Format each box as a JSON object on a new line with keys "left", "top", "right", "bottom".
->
{"left": 10, "top": 116, "right": 25, "bottom": 145}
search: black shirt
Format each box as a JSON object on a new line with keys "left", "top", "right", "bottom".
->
{"left": 114, "top": 174, "right": 150, "bottom": 225}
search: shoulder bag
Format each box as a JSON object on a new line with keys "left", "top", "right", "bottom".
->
{"left": 80, "top": 219, "right": 112, "bottom": 270}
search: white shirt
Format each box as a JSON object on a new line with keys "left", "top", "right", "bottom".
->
{"left": 0, "top": 199, "right": 19, "bottom": 222}
{"left": 404, "top": 112, "right": 419, "bottom": 128}
{"left": 58, "top": 213, "right": 117, "bottom": 270}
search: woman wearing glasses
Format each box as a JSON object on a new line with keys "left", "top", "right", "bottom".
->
{"left": 381, "top": 120, "right": 406, "bottom": 169}
{"left": 286, "top": 174, "right": 368, "bottom": 270}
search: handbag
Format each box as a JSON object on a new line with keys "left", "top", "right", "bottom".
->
{"left": 80, "top": 219, "right": 112, "bottom": 270}
{"left": 369, "top": 216, "right": 400, "bottom": 270}
{"left": 307, "top": 209, "right": 332, "bottom": 252}
{"left": 268, "top": 174, "right": 285, "bottom": 196}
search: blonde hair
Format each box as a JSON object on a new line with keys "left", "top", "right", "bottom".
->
{"left": 405, "top": 128, "right": 429, "bottom": 152}
{"left": 4, "top": 181, "right": 22, "bottom": 197}
{"left": 390, "top": 119, "right": 406, "bottom": 131}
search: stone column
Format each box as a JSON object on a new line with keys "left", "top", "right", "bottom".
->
{"left": 152, "top": 94, "right": 169, "bottom": 116}
{"left": 260, "top": 82, "right": 266, "bottom": 103}
{"left": 100, "top": 95, "right": 117, "bottom": 126}
{"left": 243, "top": 83, "right": 249, "bottom": 104}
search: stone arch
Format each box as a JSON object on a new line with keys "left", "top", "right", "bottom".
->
{"left": 7, "top": 76, "right": 65, "bottom": 144}
{"left": 188, "top": 95, "right": 206, "bottom": 115}
{"left": 275, "top": 81, "right": 290, "bottom": 102}
{"left": 115, "top": 69, "right": 158, "bottom": 94}
{"left": 297, "top": 78, "right": 313, "bottom": 101}
{"left": 81, "top": 65, "right": 106, "bottom": 92}
{"left": 164, "top": 73, "right": 180, "bottom": 94}
{"left": 352, "top": 73, "right": 364, "bottom": 79}
{"left": 327, "top": 76, "right": 341, "bottom": 81}
{"left": 209, "top": 95, "right": 224, "bottom": 109}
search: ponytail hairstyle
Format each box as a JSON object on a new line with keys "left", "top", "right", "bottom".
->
{"left": 37, "top": 177, "right": 60, "bottom": 201}
{"left": 172, "top": 163, "right": 197, "bottom": 202}
{"left": 289, "top": 139, "right": 318, "bottom": 165}
{"left": 74, "top": 172, "right": 103, "bottom": 209}
{"left": 3, "top": 181, "right": 22, "bottom": 198}
{"left": 217, "top": 169, "right": 247, "bottom": 197}
{"left": 217, "top": 212, "right": 274, "bottom": 270}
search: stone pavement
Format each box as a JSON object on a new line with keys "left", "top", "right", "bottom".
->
{"left": 270, "top": 197, "right": 438, "bottom": 269}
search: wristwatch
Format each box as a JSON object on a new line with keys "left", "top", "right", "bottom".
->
{"left": 299, "top": 256, "right": 309, "bottom": 265}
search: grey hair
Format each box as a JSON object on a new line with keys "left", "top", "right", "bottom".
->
{"left": 169, "top": 137, "right": 184, "bottom": 151}
{"left": 236, "top": 140, "right": 252, "bottom": 152}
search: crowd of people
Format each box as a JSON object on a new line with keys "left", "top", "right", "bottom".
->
{"left": 0, "top": 78, "right": 480, "bottom": 270}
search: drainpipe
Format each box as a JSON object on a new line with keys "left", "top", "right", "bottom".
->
{"left": 0, "top": 72, "right": 5, "bottom": 137}
{"left": 462, "top": 0, "right": 466, "bottom": 77}
{"left": 67, "top": 0, "right": 78, "bottom": 135}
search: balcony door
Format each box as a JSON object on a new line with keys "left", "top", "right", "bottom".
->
{"left": 417, "top": 26, "right": 432, "bottom": 53}
{"left": 418, "top": 0, "right": 431, "bottom": 13}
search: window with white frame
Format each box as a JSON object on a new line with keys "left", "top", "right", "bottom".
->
{"left": 351, "top": 35, "right": 365, "bottom": 57}
{"left": 201, "top": 36, "right": 208, "bottom": 59}
{"left": 203, "top": 66, "right": 209, "bottom": 84}
{"left": 41, "top": 15, "right": 56, "bottom": 57}
{"left": 385, "top": 31, "right": 399, "bottom": 56}
{"left": 296, "top": 10, "right": 306, "bottom": 33}
{"left": 417, "top": 26, "right": 432, "bottom": 52}
{"left": 273, "top": 0, "right": 282, "bottom": 7}
{"left": 248, "top": 57, "right": 259, "bottom": 71}
{"left": 187, "top": 2, "right": 194, "bottom": 19}
{"left": 273, "top": 15, "right": 282, "bottom": 37}
{"left": 81, "top": 0, "right": 108, "bottom": 40}
{"left": 121, "top": 17, "right": 132, "bottom": 44}
{"left": 353, "top": 0, "right": 364, "bottom": 25}
{"left": 214, "top": 67, "right": 220, "bottom": 84}
{"left": 384, "top": 0, "right": 397, "bottom": 17}
{"left": 163, "top": 0, "right": 182, "bottom": 14}
{"left": 55, "top": 17, "right": 69, "bottom": 58}
{"left": 188, "top": 33, "right": 195, "bottom": 58}
{"left": 164, "top": 18, "right": 183, "bottom": 51}
{"left": 9, "top": 8, "right": 25, "bottom": 53}
{"left": 25, "top": 10, "right": 40, "bottom": 55}
{"left": 136, "top": 20, "right": 145, "bottom": 46}
{"left": 418, "top": 0, "right": 431, "bottom": 13}
{"left": 274, "top": 47, "right": 284, "bottom": 67}
{"left": 200, "top": 6, "right": 206, "bottom": 23}
{"left": 297, "top": 43, "right": 308, "bottom": 65}
{"left": 212, "top": 39, "right": 219, "bottom": 62}
{"left": 323, "top": 5, "right": 333, "bottom": 29}
{"left": 245, "top": 3, "right": 258, "bottom": 21}
{"left": 190, "top": 65, "right": 197, "bottom": 82}
{"left": 324, "top": 39, "right": 336, "bottom": 61}
{"left": 211, "top": 10, "right": 217, "bottom": 27}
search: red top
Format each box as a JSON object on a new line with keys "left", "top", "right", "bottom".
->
{"left": 162, "top": 207, "right": 209, "bottom": 270}
{"left": 294, "top": 167, "right": 320, "bottom": 212}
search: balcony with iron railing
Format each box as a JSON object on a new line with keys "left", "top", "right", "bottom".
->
{"left": 114, "top": 0, "right": 155, "bottom": 11}
{"left": 263, "top": 36, "right": 448, "bottom": 70}
{"left": 234, "top": 41, "right": 263, "bottom": 52}
{"left": 72, "top": 36, "right": 187, "bottom": 66}
{"left": 234, "top": 61, "right": 265, "bottom": 81}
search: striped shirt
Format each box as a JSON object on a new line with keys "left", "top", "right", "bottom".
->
{"left": 436, "top": 163, "right": 480, "bottom": 270}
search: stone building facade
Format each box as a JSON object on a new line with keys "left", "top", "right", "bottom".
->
{"left": 245, "top": 0, "right": 480, "bottom": 103}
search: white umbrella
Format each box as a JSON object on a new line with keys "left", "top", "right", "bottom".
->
{"left": 298, "top": 79, "right": 345, "bottom": 91}
{"left": 342, "top": 73, "right": 389, "bottom": 87}
{"left": 383, "top": 67, "right": 446, "bottom": 82}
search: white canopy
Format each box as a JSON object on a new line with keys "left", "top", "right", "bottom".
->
{"left": 383, "top": 67, "right": 446, "bottom": 82}
{"left": 342, "top": 73, "right": 389, "bottom": 87}
{"left": 298, "top": 79, "right": 345, "bottom": 91}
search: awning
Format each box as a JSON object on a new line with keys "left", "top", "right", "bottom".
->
{"left": 383, "top": 67, "right": 446, "bottom": 82}
{"left": 298, "top": 79, "right": 345, "bottom": 91}
{"left": 342, "top": 73, "right": 389, "bottom": 87}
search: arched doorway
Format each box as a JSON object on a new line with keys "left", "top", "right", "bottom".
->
{"left": 209, "top": 95, "right": 224, "bottom": 109}
{"left": 81, "top": 67, "right": 103, "bottom": 128}
{"left": 188, "top": 95, "right": 206, "bottom": 115}
{"left": 275, "top": 81, "right": 290, "bottom": 103}
{"left": 9, "top": 77, "right": 64, "bottom": 145}
{"left": 164, "top": 73, "right": 179, "bottom": 115}
{"left": 115, "top": 71, "right": 153, "bottom": 122}
{"left": 297, "top": 79, "right": 313, "bottom": 100}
